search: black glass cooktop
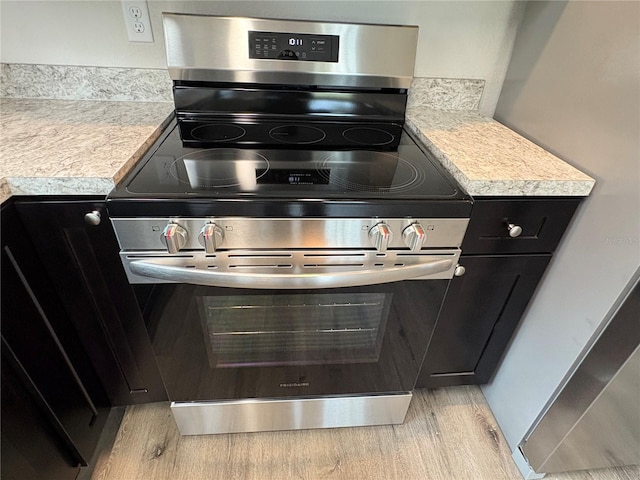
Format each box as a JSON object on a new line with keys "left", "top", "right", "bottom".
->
{"left": 121, "top": 119, "right": 463, "bottom": 200}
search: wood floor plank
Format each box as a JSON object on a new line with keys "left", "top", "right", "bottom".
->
{"left": 89, "top": 386, "right": 523, "bottom": 480}
{"left": 88, "top": 386, "right": 638, "bottom": 480}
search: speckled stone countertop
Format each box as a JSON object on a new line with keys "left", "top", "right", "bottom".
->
{"left": 405, "top": 108, "right": 595, "bottom": 196}
{"left": 1, "top": 97, "right": 595, "bottom": 204}
{"left": 0, "top": 98, "right": 174, "bottom": 203}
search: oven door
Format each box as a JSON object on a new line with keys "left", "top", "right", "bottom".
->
{"left": 132, "top": 278, "right": 448, "bottom": 402}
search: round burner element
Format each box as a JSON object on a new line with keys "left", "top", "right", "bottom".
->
{"left": 191, "top": 124, "right": 247, "bottom": 143}
{"left": 170, "top": 149, "right": 269, "bottom": 190}
{"left": 342, "top": 127, "right": 395, "bottom": 146}
{"left": 316, "top": 151, "right": 424, "bottom": 193}
{"left": 269, "top": 125, "right": 327, "bottom": 144}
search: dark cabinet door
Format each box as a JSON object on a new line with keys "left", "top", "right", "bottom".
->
{"left": 416, "top": 254, "right": 551, "bottom": 388}
{"left": 1, "top": 345, "right": 80, "bottom": 480}
{"left": 14, "top": 198, "right": 166, "bottom": 405}
{"left": 1, "top": 201, "right": 109, "bottom": 479}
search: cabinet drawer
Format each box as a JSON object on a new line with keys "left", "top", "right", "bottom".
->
{"left": 462, "top": 198, "right": 581, "bottom": 254}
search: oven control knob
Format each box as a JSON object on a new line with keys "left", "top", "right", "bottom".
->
{"left": 161, "top": 223, "right": 188, "bottom": 254}
{"left": 402, "top": 223, "right": 426, "bottom": 252}
{"left": 369, "top": 223, "right": 393, "bottom": 252}
{"left": 198, "top": 223, "right": 224, "bottom": 253}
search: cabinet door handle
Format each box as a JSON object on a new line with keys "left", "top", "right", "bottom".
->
{"left": 84, "top": 210, "right": 101, "bottom": 226}
{"left": 454, "top": 264, "right": 466, "bottom": 277}
{"left": 507, "top": 223, "right": 523, "bottom": 238}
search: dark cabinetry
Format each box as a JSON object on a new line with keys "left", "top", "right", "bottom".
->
{"left": 417, "top": 198, "right": 581, "bottom": 388}
{"left": 13, "top": 197, "right": 166, "bottom": 406}
{"left": 1, "top": 201, "right": 110, "bottom": 480}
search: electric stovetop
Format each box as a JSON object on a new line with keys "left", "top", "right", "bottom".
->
{"left": 108, "top": 117, "right": 472, "bottom": 218}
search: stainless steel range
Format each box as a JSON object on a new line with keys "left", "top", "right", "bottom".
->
{"left": 107, "top": 13, "right": 472, "bottom": 435}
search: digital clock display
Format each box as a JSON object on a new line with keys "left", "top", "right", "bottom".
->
{"left": 249, "top": 31, "right": 339, "bottom": 62}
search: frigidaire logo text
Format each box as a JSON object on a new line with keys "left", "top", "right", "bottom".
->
{"left": 279, "top": 382, "right": 310, "bottom": 388}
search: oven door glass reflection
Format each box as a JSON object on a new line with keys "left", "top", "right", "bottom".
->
{"left": 137, "top": 281, "right": 447, "bottom": 402}
{"left": 198, "top": 293, "right": 391, "bottom": 368}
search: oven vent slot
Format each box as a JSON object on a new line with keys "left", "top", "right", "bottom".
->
{"left": 228, "top": 254, "right": 293, "bottom": 258}
{"left": 125, "top": 254, "right": 195, "bottom": 259}
{"left": 229, "top": 264, "right": 293, "bottom": 269}
{"left": 303, "top": 253, "right": 366, "bottom": 258}
{"left": 396, "top": 252, "right": 456, "bottom": 257}
{"left": 303, "top": 264, "right": 365, "bottom": 268}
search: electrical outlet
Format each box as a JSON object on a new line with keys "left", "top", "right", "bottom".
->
{"left": 121, "top": 0, "right": 154, "bottom": 43}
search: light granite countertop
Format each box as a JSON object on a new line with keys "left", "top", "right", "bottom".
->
{"left": 0, "top": 98, "right": 594, "bottom": 204}
{"left": 405, "top": 108, "right": 595, "bottom": 196}
{"left": 0, "top": 98, "right": 174, "bottom": 203}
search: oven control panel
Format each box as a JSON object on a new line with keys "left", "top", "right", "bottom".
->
{"left": 248, "top": 31, "right": 339, "bottom": 62}
{"left": 112, "top": 218, "right": 469, "bottom": 254}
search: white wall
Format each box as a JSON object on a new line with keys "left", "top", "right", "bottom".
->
{"left": 484, "top": 0, "right": 640, "bottom": 450}
{"left": 0, "top": 0, "right": 523, "bottom": 114}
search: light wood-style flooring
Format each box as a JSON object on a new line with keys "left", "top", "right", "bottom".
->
{"left": 87, "top": 386, "right": 639, "bottom": 480}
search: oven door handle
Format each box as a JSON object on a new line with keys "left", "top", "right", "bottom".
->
{"left": 128, "top": 258, "right": 454, "bottom": 289}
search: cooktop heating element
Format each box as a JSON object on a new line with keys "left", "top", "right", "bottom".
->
{"left": 120, "top": 121, "right": 458, "bottom": 200}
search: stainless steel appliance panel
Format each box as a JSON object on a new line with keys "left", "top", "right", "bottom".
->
{"left": 521, "top": 271, "right": 640, "bottom": 472}
{"left": 171, "top": 393, "right": 412, "bottom": 435}
{"left": 162, "top": 14, "right": 418, "bottom": 88}
{"left": 112, "top": 218, "right": 469, "bottom": 251}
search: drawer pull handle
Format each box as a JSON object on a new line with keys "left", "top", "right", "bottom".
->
{"left": 507, "top": 223, "right": 523, "bottom": 238}
{"left": 84, "top": 210, "right": 101, "bottom": 226}
{"left": 454, "top": 264, "right": 466, "bottom": 277}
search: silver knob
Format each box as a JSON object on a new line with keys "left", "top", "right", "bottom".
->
{"left": 161, "top": 223, "right": 188, "bottom": 254}
{"left": 507, "top": 223, "right": 523, "bottom": 238}
{"left": 84, "top": 210, "right": 101, "bottom": 226}
{"left": 368, "top": 223, "right": 393, "bottom": 252}
{"left": 198, "top": 223, "right": 224, "bottom": 253}
{"left": 454, "top": 264, "right": 466, "bottom": 277}
{"left": 402, "top": 223, "right": 426, "bottom": 252}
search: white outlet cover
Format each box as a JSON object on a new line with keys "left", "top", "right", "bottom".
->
{"left": 121, "top": 0, "right": 154, "bottom": 43}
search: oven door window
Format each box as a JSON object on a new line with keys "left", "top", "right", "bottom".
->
{"left": 136, "top": 281, "right": 447, "bottom": 401}
{"left": 199, "top": 293, "right": 390, "bottom": 368}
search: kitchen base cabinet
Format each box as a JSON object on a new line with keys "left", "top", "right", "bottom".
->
{"left": 417, "top": 198, "right": 581, "bottom": 389}
{"left": 1, "top": 201, "right": 110, "bottom": 480}
{"left": 14, "top": 197, "right": 167, "bottom": 406}
{"left": 416, "top": 255, "right": 550, "bottom": 388}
